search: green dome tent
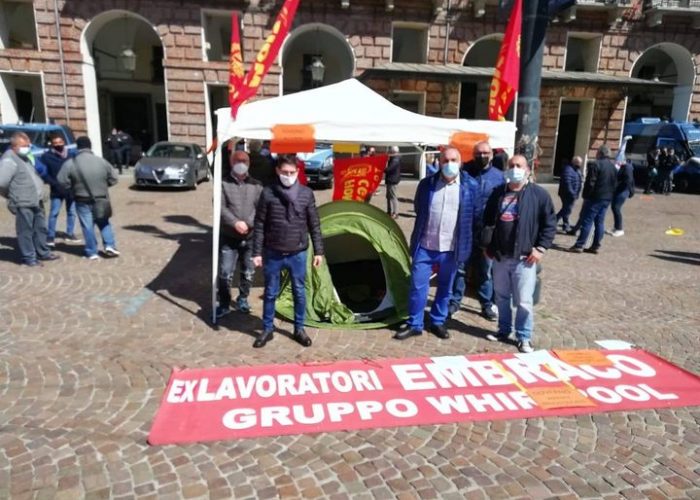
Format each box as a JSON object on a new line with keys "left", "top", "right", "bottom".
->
{"left": 276, "top": 201, "right": 411, "bottom": 329}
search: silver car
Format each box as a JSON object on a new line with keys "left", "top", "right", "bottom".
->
{"left": 133, "top": 142, "right": 210, "bottom": 189}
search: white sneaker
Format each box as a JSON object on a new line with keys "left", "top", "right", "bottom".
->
{"left": 84, "top": 254, "right": 100, "bottom": 261}
{"left": 104, "top": 247, "right": 121, "bottom": 257}
{"left": 611, "top": 230, "right": 624, "bottom": 237}
{"left": 518, "top": 341, "right": 534, "bottom": 353}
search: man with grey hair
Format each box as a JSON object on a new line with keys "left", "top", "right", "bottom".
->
{"left": 569, "top": 145, "right": 617, "bottom": 254}
{"left": 384, "top": 145, "right": 401, "bottom": 218}
{"left": 0, "top": 132, "right": 59, "bottom": 266}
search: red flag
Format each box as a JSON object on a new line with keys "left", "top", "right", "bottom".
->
{"left": 228, "top": 13, "right": 245, "bottom": 117}
{"left": 332, "top": 155, "right": 388, "bottom": 202}
{"left": 229, "top": 0, "right": 300, "bottom": 118}
{"left": 488, "top": 0, "right": 522, "bottom": 121}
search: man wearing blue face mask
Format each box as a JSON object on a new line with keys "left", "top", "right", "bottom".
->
{"left": 482, "top": 155, "right": 556, "bottom": 353}
{"left": 394, "top": 146, "right": 480, "bottom": 341}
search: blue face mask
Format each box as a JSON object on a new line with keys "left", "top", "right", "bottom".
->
{"left": 505, "top": 166, "right": 528, "bottom": 184}
{"left": 441, "top": 161, "right": 460, "bottom": 178}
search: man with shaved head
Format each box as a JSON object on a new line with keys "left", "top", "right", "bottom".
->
{"left": 482, "top": 155, "right": 556, "bottom": 353}
{"left": 394, "top": 146, "right": 480, "bottom": 342}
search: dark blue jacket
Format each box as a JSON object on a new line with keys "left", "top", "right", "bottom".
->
{"left": 484, "top": 182, "right": 556, "bottom": 259}
{"left": 464, "top": 162, "right": 506, "bottom": 224}
{"left": 558, "top": 163, "right": 582, "bottom": 199}
{"left": 410, "top": 171, "right": 480, "bottom": 264}
{"left": 615, "top": 161, "right": 635, "bottom": 196}
{"left": 42, "top": 149, "right": 75, "bottom": 198}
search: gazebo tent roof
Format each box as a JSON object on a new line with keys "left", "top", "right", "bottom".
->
{"left": 216, "top": 78, "right": 515, "bottom": 149}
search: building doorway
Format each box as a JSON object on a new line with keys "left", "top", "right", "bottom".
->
{"left": 553, "top": 99, "right": 594, "bottom": 177}
{"left": 460, "top": 34, "right": 506, "bottom": 120}
{"left": 81, "top": 11, "right": 166, "bottom": 157}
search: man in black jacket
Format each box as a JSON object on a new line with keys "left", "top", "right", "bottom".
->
{"left": 483, "top": 155, "right": 556, "bottom": 353}
{"left": 252, "top": 155, "right": 324, "bottom": 348}
{"left": 217, "top": 150, "right": 263, "bottom": 319}
{"left": 43, "top": 134, "right": 81, "bottom": 246}
{"left": 384, "top": 146, "right": 401, "bottom": 218}
{"left": 569, "top": 145, "right": 618, "bottom": 254}
{"left": 608, "top": 159, "right": 635, "bottom": 237}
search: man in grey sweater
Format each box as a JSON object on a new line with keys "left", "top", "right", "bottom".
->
{"left": 217, "top": 150, "right": 263, "bottom": 318}
{"left": 0, "top": 132, "right": 59, "bottom": 266}
{"left": 58, "top": 136, "right": 119, "bottom": 260}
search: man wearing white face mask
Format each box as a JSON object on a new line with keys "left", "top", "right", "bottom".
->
{"left": 217, "top": 150, "right": 263, "bottom": 319}
{"left": 0, "top": 132, "right": 59, "bottom": 266}
{"left": 482, "top": 155, "right": 556, "bottom": 353}
{"left": 394, "top": 146, "right": 480, "bottom": 341}
{"left": 252, "top": 155, "right": 324, "bottom": 349}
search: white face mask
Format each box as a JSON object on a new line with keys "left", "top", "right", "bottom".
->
{"left": 17, "top": 146, "right": 31, "bottom": 157}
{"left": 279, "top": 173, "right": 297, "bottom": 187}
{"left": 232, "top": 162, "right": 248, "bottom": 176}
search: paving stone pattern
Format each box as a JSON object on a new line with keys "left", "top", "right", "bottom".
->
{"left": 1, "top": 178, "right": 699, "bottom": 499}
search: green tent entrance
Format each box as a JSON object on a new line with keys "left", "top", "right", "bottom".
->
{"left": 276, "top": 201, "right": 411, "bottom": 329}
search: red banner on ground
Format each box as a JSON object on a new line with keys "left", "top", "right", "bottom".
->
{"left": 148, "top": 349, "right": 700, "bottom": 445}
{"left": 332, "top": 155, "right": 388, "bottom": 202}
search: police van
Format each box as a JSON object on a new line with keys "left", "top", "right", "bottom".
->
{"left": 0, "top": 123, "right": 76, "bottom": 158}
{"left": 623, "top": 118, "right": 700, "bottom": 191}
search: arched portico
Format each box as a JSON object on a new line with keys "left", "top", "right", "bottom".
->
{"left": 626, "top": 42, "right": 696, "bottom": 122}
{"left": 460, "top": 34, "right": 503, "bottom": 120}
{"left": 280, "top": 23, "right": 355, "bottom": 95}
{"left": 81, "top": 10, "right": 167, "bottom": 158}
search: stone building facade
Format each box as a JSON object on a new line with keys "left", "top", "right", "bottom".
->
{"left": 1, "top": 0, "right": 698, "bottom": 179}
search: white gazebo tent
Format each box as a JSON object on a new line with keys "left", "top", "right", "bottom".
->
{"left": 211, "top": 78, "right": 516, "bottom": 323}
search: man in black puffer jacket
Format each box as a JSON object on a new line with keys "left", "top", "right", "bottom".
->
{"left": 252, "top": 155, "right": 324, "bottom": 349}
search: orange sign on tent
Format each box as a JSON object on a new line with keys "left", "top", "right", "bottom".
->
{"left": 270, "top": 124, "right": 316, "bottom": 154}
{"left": 449, "top": 132, "right": 490, "bottom": 163}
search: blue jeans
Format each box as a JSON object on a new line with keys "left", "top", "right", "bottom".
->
{"left": 47, "top": 196, "right": 77, "bottom": 240}
{"left": 75, "top": 202, "right": 116, "bottom": 257}
{"left": 574, "top": 199, "right": 611, "bottom": 249}
{"left": 450, "top": 249, "right": 493, "bottom": 310}
{"left": 262, "top": 249, "right": 307, "bottom": 332}
{"left": 611, "top": 190, "right": 629, "bottom": 231}
{"left": 493, "top": 257, "right": 537, "bottom": 341}
{"left": 557, "top": 195, "right": 576, "bottom": 229}
{"left": 408, "top": 246, "right": 458, "bottom": 330}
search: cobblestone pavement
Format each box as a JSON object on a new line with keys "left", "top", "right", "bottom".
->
{"left": 1, "top": 174, "right": 699, "bottom": 499}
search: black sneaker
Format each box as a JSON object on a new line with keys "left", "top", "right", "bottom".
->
{"left": 568, "top": 246, "right": 584, "bottom": 253}
{"left": 215, "top": 305, "right": 231, "bottom": 319}
{"left": 393, "top": 328, "right": 422, "bottom": 340}
{"left": 447, "top": 302, "right": 459, "bottom": 318}
{"left": 236, "top": 297, "right": 251, "bottom": 314}
{"left": 583, "top": 247, "right": 600, "bottom": 254}
{"left": 481, "top": 305, "right": 498, "bottom": 322}
{"left": 429, "top": 324, "right": 450, "bottom": 339}
{"left": 485, "top": 332, "right": 511, "bottom": 342}
{"left": 293, "top": 328, "right": 312, "bottom": 347}
{"left": 38, "top": 253, "right": 60, "bottom": 261}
